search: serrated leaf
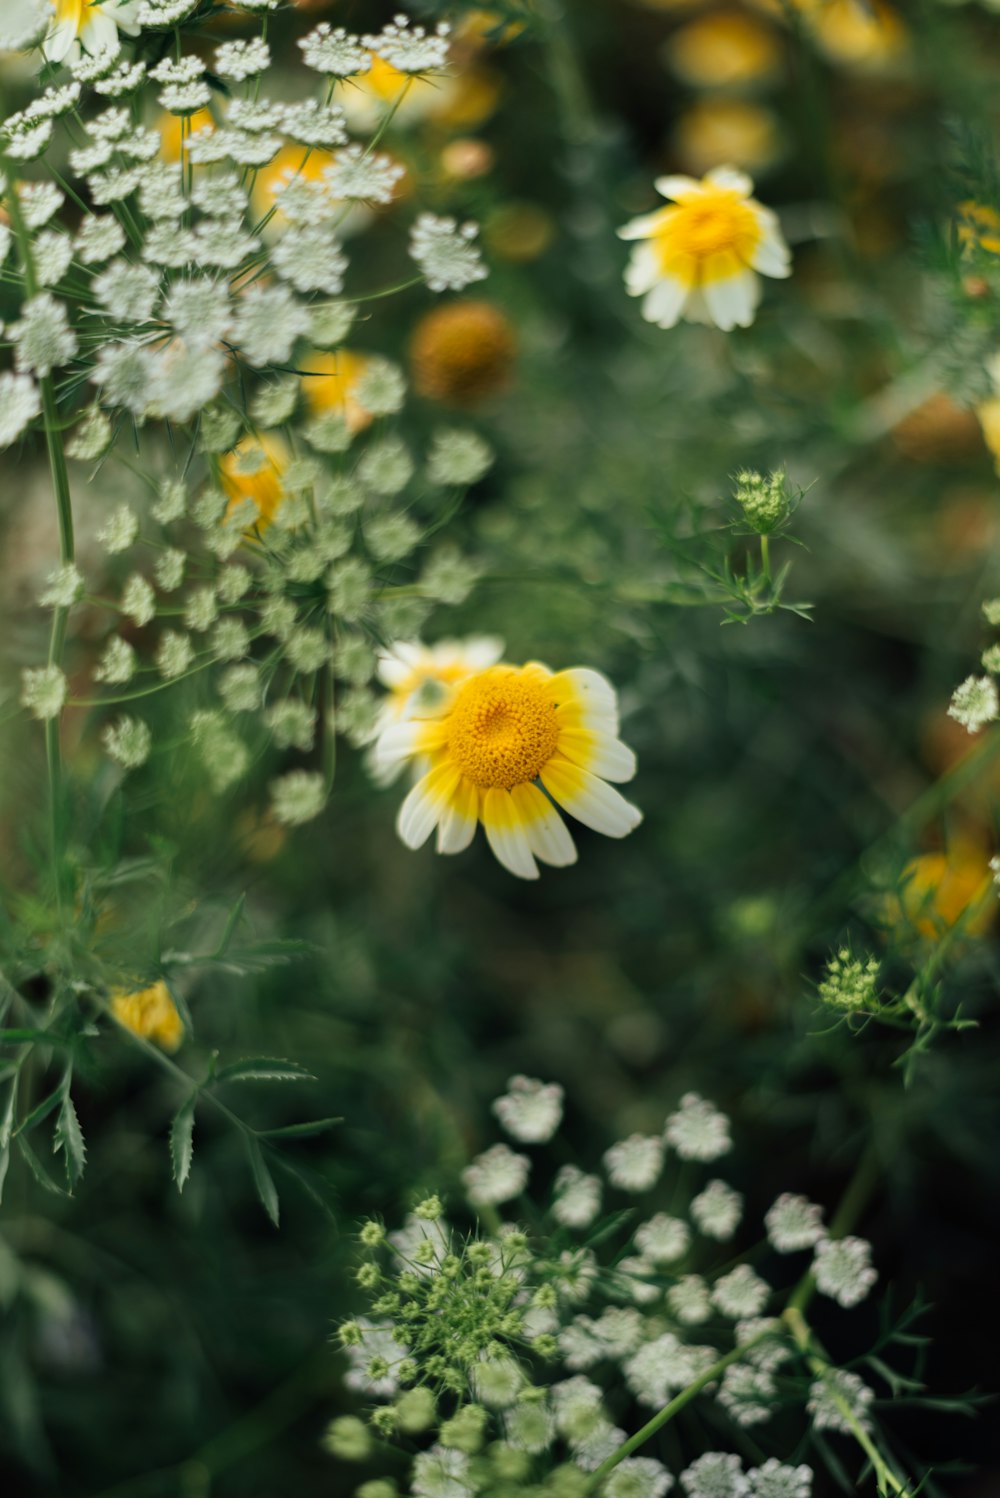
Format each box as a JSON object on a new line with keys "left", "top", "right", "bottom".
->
{"left": 17, "top": 1133, "right": 69, "bottom": 1197}
{"left": 245, "top": 1133, "right": 279, "bottom": 1227}
{"left": 170, "top": 1095, "right": 197, "bottom": 1192}
{"left": 54, "top": 1093, "right": 86, "bottom": 1189}
{"left": 14, "top": 1082, "right": 64, "bottom": 1138}
{"left": 216, "top": 1057, "right": 316, "bottom": 1084}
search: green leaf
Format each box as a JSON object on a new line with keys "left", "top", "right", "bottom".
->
{"left": 257, "top": 1116, "right": 342, "bottom": 1140}
{"left": 212, "top": 891, "right": 247, "bottom": 959}
{"left": 16, "top": 1133, "right": 69, "bottom": 1197}
{"left": 14, "top": 1082, "right": 65, "bottom": 1138}
{"left": 170, "top": 1095, "right": 197, "bottom": 1193}
{"left": 245, "top": 1134, "right": 279, "bottom": 1227}
{"left": 0, "top": 1086, "right": 14, "bottom": 1205}
{"left": 54, "top": 1092, "right": 86, "bottom": 1189}
{"left": 0, "top": 1028, "right": 76, "bottom": 1047}
{"left": 216, "top": 1057, "right": 316, "bottom": 1084}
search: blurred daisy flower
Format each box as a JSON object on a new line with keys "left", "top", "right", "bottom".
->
{"left": 371, "top": 636, "right": 504, "bottom": 784}
{"left": 375, "top": 663, "right": 641, "bottom": 878}
{"left": 42, "top": 0, "right": 140, "bottom": 65}
{"left": 618, "top": 167, "right": 790, "bottom": 331}
{"left": 110, "top": 980, "right": 183, "bottom": 1052}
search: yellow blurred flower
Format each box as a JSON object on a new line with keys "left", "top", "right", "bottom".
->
{"left": 674, "top": 98, "right": 782, "bottom": 176}
{"left": 809, "top": 0, "right": 907, "bottom": 68}
{"left": 410, "top": 300, "right": 516, "bottom": 405}
{"left": 159, "top": 107, "right": 215, "bottom": 165}
{"left": 957, "top": 201, "right": 1000, "bottom": 257}
{"left": 440, "top": 138, "right": 496, "bottom": 181}
{"left": 299, "top": 349, "right": 375, "bottom": 434}
{"left": 894, "top": 841, "right": 995, "bottom": 942}
{"left": 341, "top": 55, "right": 444, "bottom": 132}
{"left": 484, "top": 203, "right": 556, "bottom": 263}
{"left": 666, "top": 10, "right": 781, "bottom": 89}
{"left": 891, "top": 393, "right": 985, "bottom": 466}
{"left": 977, "top": 396, "right": 1000, "bottom": 476}
{"left": 220, "top": 434, "right": 290, "bottom": 532}
{"left": 111, "top": 980, "right": 183, "bottom": 1052}
{"left": 250, "top": 144, "right": 368, "bottom": 236}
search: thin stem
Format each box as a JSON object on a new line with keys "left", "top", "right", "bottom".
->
{"left": 584, "top": 1331, "right": 771, "bottom": 1491}
{"left": 588, "top": 1144, "right": 883, "bottom": 1488}
{"left": 760, "top": 533, "right": 772, "bottom": 586}
{"left": 783, "top": 1306, "right": 914, "bottom": 1497}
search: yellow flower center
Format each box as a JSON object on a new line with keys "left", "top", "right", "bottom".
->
{"left": 655, "top": 188, "right": 761, "bottom": 271}
{"left": 446, "top": 667, "right": 559, "bottom": 789}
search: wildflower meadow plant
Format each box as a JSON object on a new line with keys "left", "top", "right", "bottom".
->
{"left": 0, "top": 3, "right": 497, "bottom": 1201}
{"left": 328, "top": 1081, "right": 952, "bottom": 1498}
{"left": 1, "top": 2, "right": 999, "bottom": 1494}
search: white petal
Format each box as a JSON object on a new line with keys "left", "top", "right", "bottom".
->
{"left": 703, "top": 270, "right": 760, "bottom": 331}
{"left": 618, "top": 212, "right": 666, "bottom": 243}
{"left": 482, "top": 788, "right": 539, "bottom": 880}
{"left": 625, "top": 244, "right": 661, "bottom": 297}
{"left": 540, "top": 759, "right": 643, "bottom": 840}
{"left": 642, "top": 275, "right": 690, "bottom": 329}
{"left": 556, "top": 729, "right": 637, "bottom": 783}
{"left": 750, "top": 226, "right": 792, "bottom": 279}
{"left": 510, "top": 783, "right": 577, "bottom": 868}
{"left": 43, "top": 19, "right": 77, "bottom": 62}
{"left": 436, "top": 777, "right": 479, "bottom": 855}
{"left": 396, "top": 764, "right": 459, "bottom": 849}
{"left": 705, "top": 165, "right": 754, "bottom": 196}
{"left": 654, "top": 175, "right": 706, "bottom": 202}
{"left": 82, "top": 10, "right": 120, "bottom": 51}
{"left": 374, "top": 719, "right": 441, "bottom": 773}
{"left": 462, "top": 635, "right": 506, "bottom": 669}
{"left": 550, "top": 668, "right": 619, "bottom": 716}
{"left": 682, "top": 289, "right": 713, "bottom": 325}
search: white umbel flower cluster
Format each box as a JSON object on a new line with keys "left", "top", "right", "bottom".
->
{"left": 492, "top": 1075, "right": 564, "bottom": 1144}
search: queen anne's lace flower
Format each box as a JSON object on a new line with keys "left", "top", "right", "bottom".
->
{"left": 807, "top": 1369, "right": 875, "bottom": 1433}
{"left": 364, "top": 15, "right": 451, "bottom": 73}
{"left": 680, "top": 1453, "right": 750, "bottom": 1498}
{"left": 665, "top": 1093, "right": 732, "bottom": 1161}
{"left": 812, "top": 1235, "right": 878, "bottom": 1308}
{"left": 0, "top": 372, "right": 41, "bottom": 448}
{"left": 635, "top": 1213, "right": 691, "bottom": 1263}
{"left": 552, "top": 1165, "right": 602, "bottom": 1228}
{"left": 712, "top": 1265, "right": 770, "bottom": 1318}
{"left": 298, "top": 24, "right": 370, "bottom": 77}
{"left": 410, "top": 214, "right": 488, "bottom": 293}
{"left": 691, "top": 1179, "right": 743, "bottom": 1239}
{"left": 747, "top": 1461, "right": 813, "bottom": 1498}
{"left": 764, "top": 1193, "right": 826, "bottom": 1252}
{"left": 462, "top": 1144, "right": 530, "bottom": 1206}
{"left": 492, "top": 1076, "right": 564, "bottom": 1144}
{"left": 9, "top": 294, "right": 78, "bottom": 377}
{"left": 604, "top": 1133, "right": 663, "bottom": 1192}
{"left": 948, "top": 674, "right": 999, "bottom": 732}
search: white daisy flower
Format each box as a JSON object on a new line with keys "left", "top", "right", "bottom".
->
{"left": 376, "top": 662, "right": 641, "bottom": 879}
{"left": 43, "top": 0, "right": 141, "bottom": 67}
{"left": 618, "top": 168, "right": 791, "bottom": 332}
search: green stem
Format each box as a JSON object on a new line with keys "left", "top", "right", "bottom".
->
{"left": 584, "top": 1331, "right": 771, "bottom": 1491}
{"left": 783, "top": 1306, "right": 914, "bottom": 1497}
{"left": 760, "top": 533, "right": 771, "bottom": 587}
{"left": 588, "top": 1144, "right": 882, "bottom": 1488}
